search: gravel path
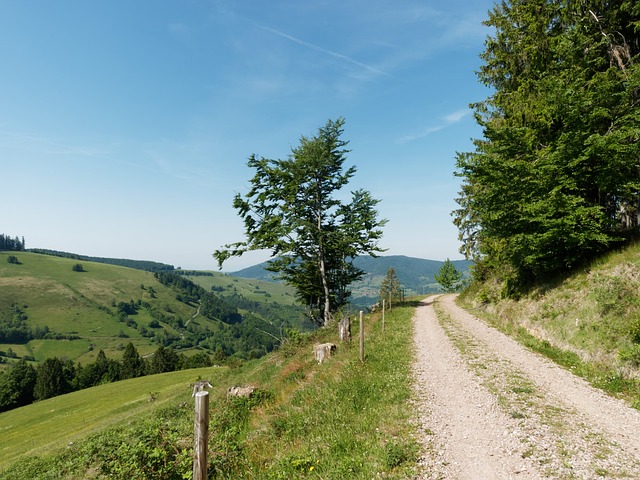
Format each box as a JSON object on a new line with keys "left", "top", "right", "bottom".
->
{"left": 412, "top": 294, "right": 640, "bottom": 479}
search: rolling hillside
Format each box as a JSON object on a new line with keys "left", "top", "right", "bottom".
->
{"left": 0, "top": 301, "right": 420, "bottom": 479}
{"left": 0, "top": 252, "right": 307, "bottom": 370}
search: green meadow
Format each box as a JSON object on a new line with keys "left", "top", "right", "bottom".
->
{"left": 0, "top": 366, "right": 221, "bottom": 470}
{"left": 0, "top": 252, "right": 300, "bottom": 368}
{"left": 0, "top": 302, "right": 420, "bottom": 479}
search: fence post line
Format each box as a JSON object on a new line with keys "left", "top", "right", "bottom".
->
{"left": 382, "top": 299, "right": 386, "bottom": 334}
{"left": 193, "top": 391, "right": 209, "bottom": 480}
{"left": 359, "top": 310, "right": 364, "bottom": 363}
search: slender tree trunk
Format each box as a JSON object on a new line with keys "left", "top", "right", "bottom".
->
{"left": 318, "top": 253, "right": 331, "bottom": 327}
{"left": 316, "top": 199, "right": 331, "bottom": 327}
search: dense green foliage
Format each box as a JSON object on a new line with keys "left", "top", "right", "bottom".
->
{"left": 0, "top": 359, "right": 36, "bottom": 410}
{"left": 215, "top": 118, "right": 386, "bottom": 326}
{"left": 0, "top": 234, "right": 25, "bottom": 252}
{"left": 435, "top": 259, "right": 464, "bottom": 293}
{"left": 454, "top": 0, "right": 640, "bottom": 293}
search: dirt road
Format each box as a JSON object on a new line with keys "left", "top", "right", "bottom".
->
{"left": 412, "top": 295, "right": 640, "bottom": 479}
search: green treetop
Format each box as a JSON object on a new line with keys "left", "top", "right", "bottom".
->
{"left": 215, "top": 118, "right": 386, "bottom": 326}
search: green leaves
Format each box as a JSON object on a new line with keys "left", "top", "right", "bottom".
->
{"left": 216, "top": 118, "right": 385, "bottom": 325}
{"left": 435, "top": 259, "right": 464, "bottom": 293}
{"left": 454, "top": 0, "right": 640, "bottom": 291}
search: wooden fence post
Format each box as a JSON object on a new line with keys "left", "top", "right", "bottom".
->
{"left": 359, "top": 310, "right": 364, "bottom": 363}
{"left": 382, "top": 299, "right": 385, "bottom": 334}
{"left": 193, "top": 391, "right": 209, "bottom": 480}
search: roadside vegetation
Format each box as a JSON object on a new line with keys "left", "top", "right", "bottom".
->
{"left": 459, "top": 241, "right": 640, "bottom": 408}
{"left": 0, "top": 302, "right": 419, "bottom": 479}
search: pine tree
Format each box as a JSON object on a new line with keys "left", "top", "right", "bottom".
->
{"left": 34, "top": 358, "right": 74, "bottom": 400}
{"left": 121, "top": 342, "right": 145, "bottom": 379}
{"left": 379, "top": 268, "right": 401, "bottom": 306}
{"left": 435, "top": 259, "right": 464, "bottom": 293}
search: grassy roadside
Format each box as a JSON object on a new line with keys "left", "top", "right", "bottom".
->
{"left": 461, "top": 304, "right": 640, "bottom": 409}
{"left": 1, "top": 302, "right": 421, "bottom": 479}
{"left": 457, "top": 243, "right": 640, "bottom": 409}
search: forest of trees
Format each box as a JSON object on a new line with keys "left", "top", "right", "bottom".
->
{"left": 454, "top": 0, "right": 640, "bottom": 294}
{"left": 0, "top": 234, "right": 25, "bottom": 251}
{"left": 0, "top": 343, "right": 214, "bottom": 413}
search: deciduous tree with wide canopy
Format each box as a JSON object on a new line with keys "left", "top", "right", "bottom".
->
{"left": 215, "top": 118, "right": 386, "bottom": 326}
{"left": 454, "top": 0, "right": 640, "bottom": 293}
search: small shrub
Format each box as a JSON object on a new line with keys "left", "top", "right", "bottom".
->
{"left": 629, "top": 318, "right": 640, "bottom": 344}
{"left": 383, "top": 439, "right": 418, "bottom": 469}
{"left": 619, "top": 344, "right": 640, "bottom": 367}
{"left": 72, "top": 263, "right": 85, "bottom": 272}
{"left": 7, "top": 255, "right": 20, "bottom": 264}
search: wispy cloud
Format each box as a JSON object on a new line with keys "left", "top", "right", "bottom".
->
{"left": 444, "top": 109, "right": 470, "bottom": 123}
{"left": 0, "top": 129, "right": 109, "bottom": 158}
{"left": 257, "top": 24, "right": 395, "bottom": 79}
{"left": 397, "top": 108, "right": 470, "bottom": 143}
{"left": 0, "top": 129, "right": 151, "bottom": 171}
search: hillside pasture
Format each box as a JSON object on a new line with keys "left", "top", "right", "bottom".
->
{"left": 0, "top": 366, "right": 224, "bottom": 471}
{"left": 0, "top": 252, "right": 208, "bottom": 363}
{"left": 186, "top": 272, "right": 299, "bottom": 305}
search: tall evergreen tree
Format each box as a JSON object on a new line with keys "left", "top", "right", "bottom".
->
{"left": 0, "top": 359, "right": 37, "bottom": 411}
{"left": 149, "top": 346, "right": 180, "bottom": 374}
{"left": 34, "top": 357, "right": 74, "bottom": 400}
{"left": 454, "top": 0, "right": 640, "bottom": 291}
{"left": 379, "top": 267, "right": 401, "bottom": 305}
{"left": 121, "top": 342, "right": 145, "bottom": 379}
{"left": 435, "top": 259, "right": 464, "bottom": 293}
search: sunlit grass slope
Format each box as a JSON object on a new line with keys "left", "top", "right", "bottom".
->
{"left": 0, "top": 252, "right": 298, "bottom": 367}
{"left": 0, "top": 366, "right": 222, "bottom": 470}
{"left": 186, "top": 273, "right": 298, "bottom": 305}
{"left": 1, "top": 302, "right": 421, "bottom": 479}
{"left": 0, "top": 252, "right": 199, "bottom": 364}
{"left": 460, "top": 240, "right": 640, "bottom": 407}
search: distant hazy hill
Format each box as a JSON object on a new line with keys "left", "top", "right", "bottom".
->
{"left": 231, "top": 255, "right": 473, "bottom": 306}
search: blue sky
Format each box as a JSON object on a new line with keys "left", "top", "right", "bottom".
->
{"left": 2, "top": 0, "right": 493, "bottom": 271}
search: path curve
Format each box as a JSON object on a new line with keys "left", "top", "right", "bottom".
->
{"left": 412, "top": 294, "right": 640, "bottom": 479}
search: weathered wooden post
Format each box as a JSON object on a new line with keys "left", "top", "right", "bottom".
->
{"left": 382, "top": 299, "right": 386, "bottom": 334}
{"left": 339, "top": 314, "right": 351, "bottom": 342}
{"left": 359, "top": 310, "right": 364, "bottom": 363}
{"left": 193, "top": 391, "right": 209, "bottom": 480}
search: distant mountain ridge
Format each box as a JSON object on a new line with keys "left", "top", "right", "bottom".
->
{"left": 231, "top": 255, "right": 473, "bottom": 302}
{"left": 27, "top": 248, "right": 175, "bottom": 272}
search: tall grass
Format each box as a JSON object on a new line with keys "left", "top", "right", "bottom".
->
{"left": 1, "top": 302, "right": 421, "bottom": 479}
{"left": 458, "top": 242, "right": 640, "bottom": 408}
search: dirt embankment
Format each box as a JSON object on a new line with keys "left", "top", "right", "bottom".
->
{"left": 412, "top": 295, "right": 640, "bottom": 479}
